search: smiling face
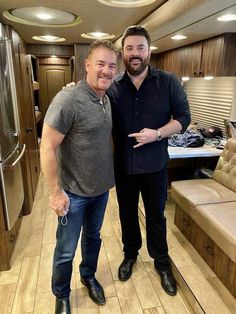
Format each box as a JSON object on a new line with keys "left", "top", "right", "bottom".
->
{"left": 85, "top": 46, "right": 117, "bottom": 98}
{"left": 122, "top": 35, "right": 151, "bottom": 76}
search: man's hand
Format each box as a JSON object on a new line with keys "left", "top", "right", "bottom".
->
{"left": 128, "top": 128, "right": 158, "bottom": 148}
{"left": 49, "top": 190, "right": 70, "bottom": 216}
{"left": 62, "top": 81, "right": 76, "bottom": 89}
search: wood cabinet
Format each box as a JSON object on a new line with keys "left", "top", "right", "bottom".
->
{"left": 155, "top": 50, "right": 174, "bottom": 73}
{"left": 39, "top": 62, "right": 71, "bottom": 119}
{"left": 155, "top": 33, "right": 236, "bottom": 77}
{"left": 199, "top": 36, "right": 224, "bottom": 77}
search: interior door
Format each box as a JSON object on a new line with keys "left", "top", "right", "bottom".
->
{"left": 39, "top": 65, "right": 71, "bottom": 119}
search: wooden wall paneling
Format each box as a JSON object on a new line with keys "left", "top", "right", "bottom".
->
{"left": 39, "top": 57, "right": 70, "bottom": 66}
{"left": 74, "top": 43, "right": 89, "bottom": 82}
{"left": 69, "top": 56, "right": 75, "bottom": 82}
{"left": 26, "top": 44, "right": 74, "bottom": 57}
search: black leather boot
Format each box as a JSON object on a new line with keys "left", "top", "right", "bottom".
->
{"left": 118, "top": 257, "right": 137, "bottom": 281}
{"left": 156, "top": 268, "right": 177, "bottom": 296}
{"left": 55, "top": 298, "right": 70, "bottom": 314}
{"left": 81, "top": 277, "right": 106, "bottom": 306}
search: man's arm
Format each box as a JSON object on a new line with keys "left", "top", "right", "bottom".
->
{"left": 40, "top": 123, "right": 69, "bottom": 216}
{"left": 128, "top": 120, "right": 182, "bottom": 148}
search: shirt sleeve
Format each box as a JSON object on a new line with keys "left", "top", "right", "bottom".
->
{"left": 169, "top": 74, "right": 191, "bottom": 132}
{"left": 44, "top": 89, "right": 75, "bottom": 135}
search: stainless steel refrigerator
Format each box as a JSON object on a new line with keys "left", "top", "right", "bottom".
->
{"left": 0, "top": 26, "right": 25, "bottom": 231}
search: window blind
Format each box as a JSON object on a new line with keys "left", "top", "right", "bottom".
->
{"left": 184, "top": 77, "right": 236, "bottom": 136}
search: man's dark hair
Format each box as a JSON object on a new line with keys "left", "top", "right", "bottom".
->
{"left": 87, "top": 39, "right": 118, "bottom": 57}
{"left": 121, "top": 25, "right": 151, "bottom": 48}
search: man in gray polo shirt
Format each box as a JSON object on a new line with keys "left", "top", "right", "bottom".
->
{"left": 40, "top": 40, "right": 117, "bottom": 314}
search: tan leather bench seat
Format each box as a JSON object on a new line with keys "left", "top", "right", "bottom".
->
{"left": 171, "top": 179, "right": 236, "bottom": 220}
{"left": 195, "top": 202, "right": 236, "bottom": 262}
{"left": 171, "top": 138, "right": 236, "bottom": 297}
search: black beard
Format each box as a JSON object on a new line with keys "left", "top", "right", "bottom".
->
{"left": 124, "top": 56, "right": 150, "bottom": 76}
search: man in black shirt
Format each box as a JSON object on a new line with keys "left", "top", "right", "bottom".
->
{"left": 108, "top": 26, "right": 191, "bottom": 296}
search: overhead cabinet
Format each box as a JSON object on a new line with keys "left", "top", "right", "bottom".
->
{"left": 156, "top": 33, "right": 236, "bottom": 77}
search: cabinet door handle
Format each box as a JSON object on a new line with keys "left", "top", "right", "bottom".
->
{"left": 205, "top": 245, "right": 214, "bottom": 256}
{"left": 26, "top": 127, "right": 33, "bottom": 133}
{"left": 182, "top": 218, "right": 190, "bottom": 227}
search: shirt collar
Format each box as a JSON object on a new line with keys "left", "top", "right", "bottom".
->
{"left": 80, "top": 79, "right": 109, "bottom": 103}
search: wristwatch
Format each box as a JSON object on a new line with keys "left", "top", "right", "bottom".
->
{"left": 156, "top": 129, "right": 163, "bottom": 141}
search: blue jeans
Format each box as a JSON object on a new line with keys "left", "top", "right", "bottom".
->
{"left": 52, "top": 190, "right": 109, "bottom": 299}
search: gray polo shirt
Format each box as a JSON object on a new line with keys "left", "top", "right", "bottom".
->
{"left": 44, "top": 80, "right": 114, "bottom": 197}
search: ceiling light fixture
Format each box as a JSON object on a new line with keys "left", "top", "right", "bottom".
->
{"left": 4, "top": 7, "right": 81, "bottom": 27}
{"left": 32, "top": 35, "right": 65, "bottom": 42}
{"left": 97, "top": 0, "right": 156, "bottom": 7}
{"left": 217, "top": 14, "right": 236, "bottom": 22}
{"left": 81, "top": 32, "right": 115, "bottom": 40}
{"left": 171, "top": 35, "right": 187, "bottom": 40}
{"left": 150, "top": 46, "right": 158, "bottom": 50}
{"left": 36, "top": 13, "right": 52, "bottom": 20}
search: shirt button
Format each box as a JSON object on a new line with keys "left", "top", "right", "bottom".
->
{"left": 136, "top": 98, "right": 139, "bottom": 101}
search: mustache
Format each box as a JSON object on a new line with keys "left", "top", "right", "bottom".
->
{"left": 99, "top": 73, "right": 113, "bottom": 79}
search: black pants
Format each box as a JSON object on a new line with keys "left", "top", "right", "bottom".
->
{"left": 115, "top": 166, "right": 170, "bottom": 270}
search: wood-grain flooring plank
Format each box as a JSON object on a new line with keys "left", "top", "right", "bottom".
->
{"left": 0, "top": 283, "right": 16, "bottom": 314}
{"left": 11, "top": 256, "right": 40, "bottom": 313}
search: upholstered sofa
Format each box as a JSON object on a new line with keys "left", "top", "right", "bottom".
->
{"left": 171, "top": 138, "right": 236, "bottom": 297}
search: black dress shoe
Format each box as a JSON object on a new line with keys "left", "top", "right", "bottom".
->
{"left": 156, "top": 269, "right": 177, "bottom": 296}
{"left": 55, "top": 298, "right": 70, "bottom": 314}
{"left": 118, "top": 258, "right": 137, "bottom": 281}
{"left": 81, "top": 277, "right": 106, "bottom": 306}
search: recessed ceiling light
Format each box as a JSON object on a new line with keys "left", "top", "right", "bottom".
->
{"left": 32, "top": 35, "right": 65, "bottom": 42}
{"left": 81, "top": 32, "right": 115, "bottom": 40}
{"left": 36, "top": 13, "right": 52, "bottom": 20}
{"left": 217, "top": 14, "right": 236, "bottom": 22}
{"left": 150, "top": 46, "right": 158, "bottom": 50}
{"left": 97, "top": 0, "right": 156, "bottom": 7}
{"left": 171, "top": 35, "right": 187, "bottom": 40}
{"left": 3, "top": 7, "right": 81, "bottom": 27}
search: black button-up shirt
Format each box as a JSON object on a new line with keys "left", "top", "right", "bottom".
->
{"left": 108, "top": 67, "right": 191, "bottom": 174}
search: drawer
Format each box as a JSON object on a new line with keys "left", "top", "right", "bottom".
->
{"left": 174, "top": 205, "right": 195, "bottom": 243}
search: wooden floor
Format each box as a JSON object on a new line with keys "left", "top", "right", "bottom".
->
{"left": 0, "top": 175, "right": 236, "bottom": 313}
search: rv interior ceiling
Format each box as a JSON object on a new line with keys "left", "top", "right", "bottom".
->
{"left": 0, "top": 0, "right": 235, "bottom": 53}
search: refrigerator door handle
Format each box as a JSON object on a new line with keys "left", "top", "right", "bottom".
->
{"left": 5, "top": 38, "right": 20, "bottom": 134}
{"left": 7, "top": 131, "right": 20, "bottom": 137}
{"left": 3, "top": 144, "right": 26, "bottom": 170}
